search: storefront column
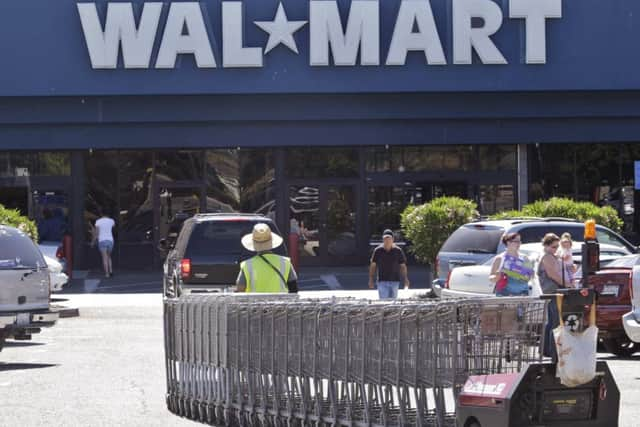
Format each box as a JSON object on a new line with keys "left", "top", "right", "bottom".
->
{"left": 70, "top": 151, "right": 86, "bottom": 271}
{"left": 517, "top": 144, "right": 528, "bottom": 208}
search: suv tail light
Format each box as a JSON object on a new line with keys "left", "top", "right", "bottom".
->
{"left": 629, "top": 275, "right": 634, "bottom": 300}
{"left": 180, "top": 259, "right": 191, "bottom": 280}
{"left": 445, "top": 270, "right": 452, "bottom": 289}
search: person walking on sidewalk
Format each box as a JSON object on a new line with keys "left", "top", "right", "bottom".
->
{"left": 368, "top": 229, "right": 410, "bottom": 299}
{"left": 236, "top": 223, "right": 298, "bottom": 293}
{"left": 94, "top": 208, "right": 115, "bottom": 279}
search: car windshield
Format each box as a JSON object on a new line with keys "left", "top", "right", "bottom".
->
{"left": 518, "top": 225, "right": 634, "bottom": 252}
{"left": 440, "top": 225, "right": 504, "bottom": 253}
{"left": 604, "top": 255, "right": 640, "bottom": 268}
{"left": 185, "top": 221, "right": 286, "bottom": 257}
{"left": 0, "top": 232, "right": 45, "bottom": 269}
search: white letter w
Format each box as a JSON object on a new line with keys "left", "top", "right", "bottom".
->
{"left": 77, "top": 2, "right": 162, "bottom": 69}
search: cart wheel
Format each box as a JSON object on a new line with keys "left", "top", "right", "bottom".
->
{"left": 603, "top": 337, "right": 638, "bottom": 358}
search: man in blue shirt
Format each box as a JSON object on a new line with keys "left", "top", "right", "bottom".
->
{"left": 368, "top": 229, "right": 410, "bottom": 299}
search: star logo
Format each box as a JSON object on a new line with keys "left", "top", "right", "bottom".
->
{"left": 254, "top": 3, "right": 307, "bottom": 55}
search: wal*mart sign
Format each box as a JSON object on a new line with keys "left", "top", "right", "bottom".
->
{"left": 77, "top": 0, "right": 562, "bottom": 69}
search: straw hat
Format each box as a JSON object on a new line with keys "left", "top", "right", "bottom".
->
{"left": 241, "top": 223, "right": 283, "bottom": 252}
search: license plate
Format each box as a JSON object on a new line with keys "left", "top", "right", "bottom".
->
{"left": 16, "top": 313, "right": 30, "bottom": 326}
{"left": 601, "top": 284, "right": 619, "bottom": 296}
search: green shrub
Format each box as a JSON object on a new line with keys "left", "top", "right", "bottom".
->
{"left": 489, "top": 197, "right": 623, "bottom": 232}
{"left": 0, "top": 204, "right": 38, "bottom": 241}
{"left": 400, "top": 197, "right": 479, "bottom": 265}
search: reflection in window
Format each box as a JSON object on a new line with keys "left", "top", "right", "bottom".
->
{"left": 289, "top": 186, "right": 320, "bottom": 257}
{"left": 156, "top": 150, "right": 203, "bottom": 182}
{"left": 205, "top": 149, "right": 276, "bottom": 219}
{"left": 206, "top": 149, "right": 240, "bottom": 213}
{"left": 368, "top": 187, "right": 415, "bottom": 244}
{"left": 366, "top": 146, "right": 473, "bottom": 172}
{"left": 158, "top": 187, "right": 201, "bottom": 246}
{"left": 286, "top": 147, "right": 358, "bottom": 178}
{"left": 0, "top": 152, "right": 70, "bottom": 177}
{"left": 85, "top": 151, "right": 118, "bottom": 242}
{"left": 240, "top": 149, "right": 276, "bottom": 219}
{"left": 118, "top": 151, "right": 153, "bottom": 243}
{"left": 479, "top": 145, "right": 516, "bottom": 171}
{"left": 478, "top": 185, "right": 514, "bottom": 215}
{"left": 327, "top": 186, "right": 356, "bottom": 256}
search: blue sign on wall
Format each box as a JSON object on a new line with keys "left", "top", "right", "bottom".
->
{"left": 2, "top": 0, "right": 640, "bottom": 96}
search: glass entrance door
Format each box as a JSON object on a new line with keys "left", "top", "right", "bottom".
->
{"left": 154, "top": 185, "right": 204, "bottom": 264}
{"left": 288, "top": 184, "right": 358, "bottom": 265}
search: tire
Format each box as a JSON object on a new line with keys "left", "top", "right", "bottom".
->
{"left": 603, "top": 337, "right": 639, "bottom": 357}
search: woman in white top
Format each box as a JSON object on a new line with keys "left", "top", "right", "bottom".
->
{"left": 94, "top": 209, "right": 115, "bottom": 278}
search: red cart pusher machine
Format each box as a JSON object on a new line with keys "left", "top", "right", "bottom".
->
{"left": 456, "top": 221, "right": 621, "bottom": 427}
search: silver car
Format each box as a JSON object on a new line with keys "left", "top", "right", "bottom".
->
{"left": 434, "top": 243, "right": 631, "bottom": 298}
{"left": 433, "top": 218, "right": 637, "bottom": 287}
{"left": 0, "top": 225, "right": 59, "bottom": 350}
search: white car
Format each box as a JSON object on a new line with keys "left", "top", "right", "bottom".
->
{"left": 38, "top": 241, "right": 68, "bottom": 293}
{"left": 435, "top": 243, "right": 631, "bottom": 299}
{"left": 43, "top": 254, "right": 68, "bottom": 292}
{"left": 622, "top": 261, "right": 640, "bottom": 343}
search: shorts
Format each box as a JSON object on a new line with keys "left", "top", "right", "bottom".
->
{"left": 98, "top": 240, "right": 114, "bottom": 252}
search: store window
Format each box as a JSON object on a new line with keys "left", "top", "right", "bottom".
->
{"left": 206, "top": 149, "right": 241, "bottom": 213}
{"left": 240, "top": 149, "right": 276, "bottom": 217}
{"left": 156, "top": 150, "right": 204, "bottom": 182}
{"left": 205, "top": 148, "right": 277, "bottom": 219}
{"left": 478, "top": 185, "right": 515, "bottom": 215}
{"left": 529, "top": 144, "right": 621, "bottom": 202}
{"left": 479, "top": 145, "right": 517, "bottom": 171}
{"left": 366, "top": 145, "right": 474, "bottom": 173}
{"left": 368, "top": 186, "right": 418, "bottom": 246}
{"left": 118, "top": 151, "right": 153, "bottom": 243}
{"left": 0, "top": 152, "right": 70, "bottom": 177}
{"left": 85, "top": 151, "right": 118, "bottom": 242}
{"left": 286, "top": 147, "right": 358, "bottom": 178}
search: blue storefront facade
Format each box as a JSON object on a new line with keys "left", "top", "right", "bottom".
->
{"left": 2, "top": 0, "right": 640, "bottom": 269}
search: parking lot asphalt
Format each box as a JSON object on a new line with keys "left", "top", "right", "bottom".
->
{"left": 62, "top": 264, "right": 433, "bottom": 294}
{"left": 2, "top": 277, "right": 638, "bottom": 427}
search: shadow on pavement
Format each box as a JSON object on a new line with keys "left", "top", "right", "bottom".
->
{"left": 0, "top": 362, "right": 58, "bottom": 372}
{"left": 2, "top": 341, "right": 47, "bottom": 348}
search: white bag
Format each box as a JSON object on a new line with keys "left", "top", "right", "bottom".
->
{"left": 552, "top": 295, "right": 598, "bottom": 387}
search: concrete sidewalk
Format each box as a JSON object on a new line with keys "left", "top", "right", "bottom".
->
{"left": 64, "top": 264, "right": 432, "bottom": 294}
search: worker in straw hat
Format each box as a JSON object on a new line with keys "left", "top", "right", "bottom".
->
{"left": 236, "top": 223, "right": 298, "bottom": 293}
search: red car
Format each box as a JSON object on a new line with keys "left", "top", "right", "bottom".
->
{"left": 583, "top": 255, "right": 640, "bottom": 357}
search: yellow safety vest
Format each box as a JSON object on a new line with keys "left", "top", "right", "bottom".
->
{"left": 241, "top": 254, "right": 291, "bottom": 293}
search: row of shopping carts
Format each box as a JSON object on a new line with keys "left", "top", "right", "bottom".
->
{"left": 164, "top": 294, "right": 547, "bottom": 426}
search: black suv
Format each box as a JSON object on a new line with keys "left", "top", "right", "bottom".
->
{"left": 162, "top": 213, "right": 287, "bottom": 297}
